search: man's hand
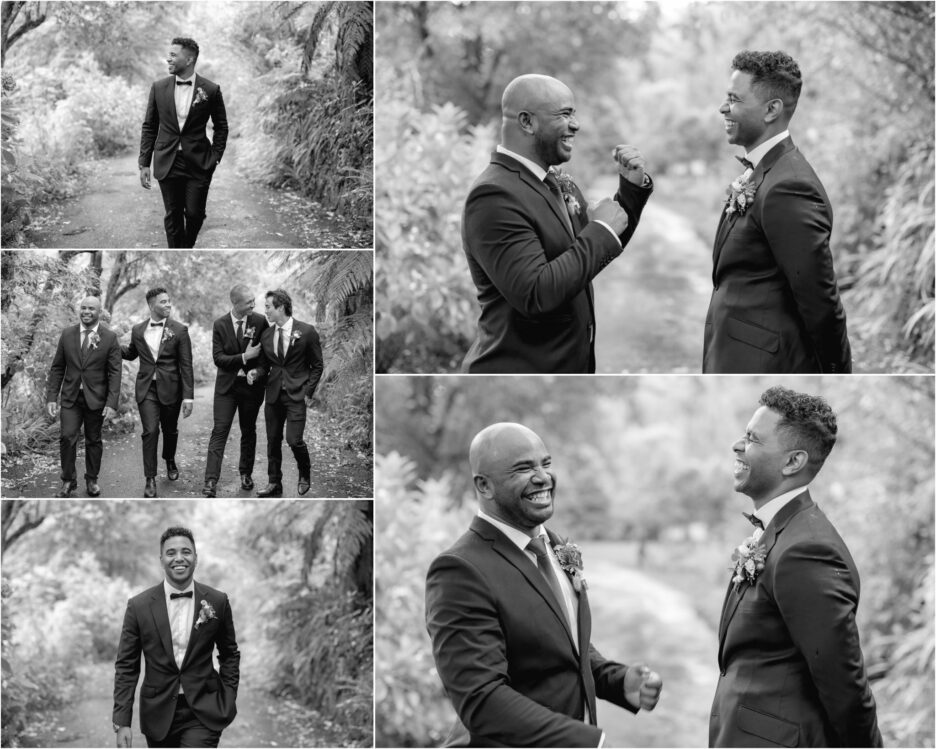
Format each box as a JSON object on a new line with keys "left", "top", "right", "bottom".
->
{"left": 246, "top": 369, "right": 258, "bottom": 385}
{"left": 47, "top": 401, "right": 58, "bottom": 418}
{"left": 139, "top": 167, "right": 151, "bottom": 190}
{"left": 116, "top": 726, "right": 132, "bottom": 747}
{"left": 243, "top": 341, "right": 261, "bottom": 361}
{"left": 182, "top": 402, "right": 193, "bottom": 419}
{"left": 624, "top": 664, "right": 663, "bottom": 711}
{"left": 612, "top": 145, "right": 646, "bottom": 187}
{"left": 102, "top": 406, "right": 116, "bottom": 421}
{"left": 591, "top": 197, "right": 628, "bottom": 235}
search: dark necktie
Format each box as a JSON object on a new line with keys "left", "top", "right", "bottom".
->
{"left": 81, "top": 329, "right": 90, "bottom": 357}
{"left": 543, "top": 172, "right": 573, "bottom": 234}
{"left": 277, "top": 327, "right": 286, "bottom": 360}
{"left": 735, "top": 155, "right": 754, "bottom": 170}
{"left": 235, "top": 319, "right": 245, "bottom": 352}
{"left": 526, "top": 535, "right": 566, "bottom": 613}
{"left": 742, "top": 512, "right": 764, "bottom": 530}
{"left": 176, "top": 80, "right": 192, "bottom": 86}
{"left": 170, "top": 591, "right": 193, "bottom": 599}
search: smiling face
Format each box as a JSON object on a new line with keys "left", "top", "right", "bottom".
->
{"left": 78, "top": 296, "right": 101, "bottom": 328}
{"left": 160, "top": 535, "right": 197, "bottom": 590}
{"left": 732, "top": 406, "right": 794, "bottom": 506}
{"left": 166, "top": 44, "right": 195, "bottom": 78}
{"left": 148, "top": 292, "right": 171, "bottom": 321}
{"left": 474, "top": 425, "right": 556, "bottom": 532}
{"left": 720, "top": 69, "right": 770, "bottom": 150}
{"left": 232, "top": 291, "right": 255, "bottom": 319}
{"left": 531, "top": 84, "right": 579, "bottom": 168}
{"left": 264, "top": 295, "right": 287, "bottom": 326}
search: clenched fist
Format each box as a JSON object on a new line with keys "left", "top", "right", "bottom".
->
{"left": 612, "top": 145, "right": 647, "bottom": 187}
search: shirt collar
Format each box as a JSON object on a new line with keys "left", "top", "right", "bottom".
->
{"left": 163, "top": 579, "right": 195, "bottom": 598}
{"left": 175, "top": 73, "right": 196, "bottom": 84}
{"left": 231, "top": 310, "right": 247, "bottom": 325}
{"left": 149, "top": 317, "right": 167, "bottom": 327}
{"left": 81, "top": 322, "right": 100, "bottom": 334}
{"left": 744, "top": 129, "right": 790, "bottom": 168}
{"left": 496, "top": 144, "right": 549, "bottom": 182}
{"left": 277, "top": 317, "right": 294, "bottom": 333}
{"left": 753, "top": 484, "right": 809, "bottom": 530}
{"left": 477, "top": 509, "right": 544, "bottom": 552}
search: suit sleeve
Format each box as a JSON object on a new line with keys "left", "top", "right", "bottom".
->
{"left": 613, "top": 174, "right": 654, "bottom": 248}
{"left": 426, "top": 552, "right": 604, "bottom": 747}
{"left": 772, "top": 540, "right": 882, "bottom": 747}
{"left": 121, "top": 331, "right": 139, "bottom": 361}
{"left": 139, "top": 83, "right": 158, "bottom": 170}
{"left": 210, "top": 86, "right": 228, "bottom": 164}
{"left": 215, "top": 594, "right": 240, "bottom": 694}
{"left": 464, "top": 181, "right": 626, "bottom": 317}
{"left": 305, "top": 327, "right": 324, "bottom": 398}
{"left": 759, "top": 177, "right": 852, "bottom": 373}
{"left": 105, "top": 332, "right": 122, "bottom": 410}
{"left": 177, "top": 325, "right": 194, "bottom": 400}
{"left": 113, "top": 599, "right": 143, "bottom": 728}
{"left": 588, "top": 644, "right": 638, "bottom": 713}
{"left": 46, "top": 333, "right": 66, "bottom": 403}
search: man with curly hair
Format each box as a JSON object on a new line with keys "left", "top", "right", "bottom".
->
{"left": 710, "top": 386, "right": 881, "bottom": 747}
{"left": 139, "top": 37, "right": 228, "bottom": 248}
{"left": 704, "top": 51, "right": 852, "bottom": 373}
{"left": 113, "top": 526, "right": 239, "bottom": 747}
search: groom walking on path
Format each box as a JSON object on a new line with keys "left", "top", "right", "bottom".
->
{"left": 202, "top": 285, "right": 269, "bottom": 497}
{"left": 140, "top": 37, "right": 228, "bottom": 248}
{"left": 704, "top": 51, "right": 851, "bottom": 373}
{"left": 426, "top": 422, "right": 663, "bottom": 746}
{"left": 461, "top": 74, "right": 653, "bottom": 374}
{"left": 45, "top": 295, "right": 122, "bottom": 497}
{"left": 122, "top": 287, "right": 194, "bottom": 498}
{"left": 710, "top": 387, "right": 880, "bottom": 747}
{"left": 113, "top": 526, "right": 239, "bottom": 747}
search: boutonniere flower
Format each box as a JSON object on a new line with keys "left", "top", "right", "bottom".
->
{"left": 195, "top": 599, "right": 216, "bottom": 629}
{"left": 552, "top": 169, "right": 581, "bottom": 215}
{"left": 725, "top": 169, "right": 757, "bottom": 216}
{"left": 193, "top": 86, "right": 208, "bottom": 106}
{"left": 553, "top": 539, "right": 588, "bottom": 592}
{"left": 162, "top": 327, "right": 175, "bottom": 342}
{"left": 88, "top": 331, "right": 101, "bottom": 350}
{"left": 730, "top": 535, "right": 766, "bottom": 590}
{"left": 291, "top": 330, "right": 302, "bottom": 341}
{"left": 244, "top": 326, "right": 256, "bottom": 339}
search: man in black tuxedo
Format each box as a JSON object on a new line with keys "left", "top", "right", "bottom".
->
{"left": 426, "top": 423, "right": 663, "bottom": 746}
{"left": 704, "top": 51, "right": 851, "bottom": 373}
{"left": 140, "top": 37, "right": 228, "bottom": 248}
{"left": 45, "top": 295, "right": 122, "bottom": 497}
{"left": 710, "top": 387, "right": 880, "bottom": 747}
{"left": 202, "top": 285, "right": 269, "bottom": 497}
{"left": 247, "top": 289, "right": 323, "bottom": 497}
{"left": 114, "top": 526, "right": 239, "bottom": 748}
{"left": 122, "top": 287, "right": 194, "bottom": 498}
{"left": 461, "top": 73, "right": 653, "bottom": 373}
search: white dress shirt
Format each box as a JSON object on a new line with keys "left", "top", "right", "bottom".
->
{"left": 275, "top": 317, "right": 294, "bottom": 358}
{"left": 174, "top": 73, "right": 196, "bottom": 133}
{"left": 144, "top": 318, "right": 166, "bottom": 363}
{"left": 163, "top": 579, "right": 195, "bottom": 689}
{"left": 77, "top": 322, "right": 100, "bottom": 389}
{"left": 749, "top": 484, "right": 810, "bottom": 541}
{"left": 743, "top": 129, "right": 790, "bottom": 169}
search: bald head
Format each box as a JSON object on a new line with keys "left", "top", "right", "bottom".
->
{"left": 469, "top": 422, "right": 543, "bottom": 473}
{"left": 78, "top": 295, "right": 101, "bottom": 327}
{"left": 500, "top": 74, "right": 578, "bottom": 169}
{"left": 230, "top": 284, "right": 255, "bottom": 317}
{"left": 502, "top": 75, "right": 571, "bottom": 120}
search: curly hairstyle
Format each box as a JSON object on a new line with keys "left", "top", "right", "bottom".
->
{"left": 145, "top": 286, "right": 168, "bottom": 303}
{"left": 265, "top": 288, "right": 293, "bottom": 317}
{"left": 171, "top": 37, "right": 200, "bottom": 62}
{"left": 759, "top": 386, "right": 837, "bottom": 472}
{"left": 732, "top": 50, "right": 802, "bottom": 115}
{"left": 160, "top": 526, "right": 196, "bottom": 553}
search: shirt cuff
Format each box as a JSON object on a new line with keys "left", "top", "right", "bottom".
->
{"left": 594, "top": 220, "right": 623, "bottom": 247}
{"left": 183, "top": 399, "right": 194, "bottom": 405}
{"left": 598, "top": 731, "right": 606, "bottom": 748}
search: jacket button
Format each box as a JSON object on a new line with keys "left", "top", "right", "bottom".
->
{"left": 720, "top": 670, "right": 726, "bottom": 677}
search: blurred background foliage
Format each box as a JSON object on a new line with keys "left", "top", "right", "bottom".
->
{"left": 0, "top": 249, "right": 373, "bottom": 460}
{"left": 375, "top": 375, "right": 934, "bottom": 747}
{"left": 375, "top": 1, "right": 934, "bottom": 374}
{"left": 1, "top": 0, "right": 373, "bottom": 246}
{"left": 0, "top": 499, "right": 373, "bottom": 747}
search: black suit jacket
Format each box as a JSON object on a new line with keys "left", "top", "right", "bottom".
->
{"left": 211, "top": 312, "right": 269, "bottom": 396}
{"left": 426, "top": 517, "right": 636, "bottom": 747}
{"left": 709, "top": 492, "right": 881, "bottom": 747}
{"left": 113, "top": 581, "right": 240, "bottom": 741}
{"left": 139, "top": 74, "right": 229, "bottom": 181}
{"left": 256, "top": 319, "right": 324, "bottom": 403}
{"left": 122, "top": 319, "right": 195, "bottom": 405}
{"left": 46, "top": 324, "right": 122, "bottom": 411}
{"left": 703, "top": 138, "right": 852, "bottom": 373}
{"left": 461, "top": 152, "right": 652, "bottom": 374}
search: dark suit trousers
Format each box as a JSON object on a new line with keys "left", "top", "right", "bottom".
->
{"left": 145, "top": 695, "right": 221, "bottom": 748}
{"left": 264, "top": 394, "right": 310, "bottom": 483}
{"left": 139, "top": 383, "right": 183, "bottom": 478}
{"left": 59, "top": 390, "right": 104, "bottom": 481}
{"left": 204, "top": 379, "right": 264, "bottom": 482}
{"left": 158, "top": 152, "right": 213, "bottom": 248}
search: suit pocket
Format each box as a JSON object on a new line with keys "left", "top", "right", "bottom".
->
{"left": 726, "top": 317, "right": 780, "bottom": 354}
{"left": 737, "top": 705, "right": 799, "bottom": 747}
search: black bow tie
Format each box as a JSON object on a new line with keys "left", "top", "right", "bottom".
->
{"left": 150, "top": 321, "right": 164, "bottom": 327}
{"left": 742, "top": 512, "right": 764, "bottom": 530}
{"left": 735, "top": 155, "right": 754, "bottom": 170}
{"left": 176, "top": 80, "right": 193, "bottom": 86}
{"left": 170, "top": 591, "right": 193, "bottom": 599}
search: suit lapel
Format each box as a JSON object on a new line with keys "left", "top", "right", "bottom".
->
{"left": 162, "top": 77, "right": 179, "bottom": 132}
{"left": 134, "top": 321, "right": 156, "bottom": 366}
{"left": 149, "top": 585, "right": 176, "bottom": 667}
{"left": 492, "top": 153, "right": 574, "bottom": 240}
{"left": 180, "top": 582, "right": 205, "bottom": 669}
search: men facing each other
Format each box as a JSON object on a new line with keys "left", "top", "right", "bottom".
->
{"left": 46, "top": 295, "right": 122, "bottom": 497}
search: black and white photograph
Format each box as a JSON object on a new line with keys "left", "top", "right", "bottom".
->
{"left": 0, "top": 250, "right": 373, "bottom": 499}
{"left": 0, "top": 499, "right": 373, "bottom": 747}
{"left": 1, "top": 1, "right": 373, "bottom": 250}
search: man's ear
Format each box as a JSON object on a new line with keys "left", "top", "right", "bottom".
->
{"left": 517, "top": 111, "right": 535, "bottom": 135}
{"left": 764, "top": 98, "right": 784, "bottom": 125}
{"left": 781, "top": 449, "right": 809, "bottom": 477}
{"left": 473, "top": 474, "right": 491, "bottom": 498}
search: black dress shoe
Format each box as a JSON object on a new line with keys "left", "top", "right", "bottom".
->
{"left": 143, "top": 477, "right": 157, "bottom": 498}
{"left": 256, "top": 483, "right": 282, "bottom": 497}
{"left": 86, "top": 479, "right": 101, "bottom": 497}
{"left": 297, "top": 477, "right": 311, "bottom": 496}
{"left": 202, "top": 479, "right": 217, "bottom": 498}
{"left": 166, "top": 460, "right": 179, "bottom": 481}
{"left": 55, "top": 480, "right": 78, "bottom": 498}
{"left": 240, "top": 474, "right": 254, "bottom": 491}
